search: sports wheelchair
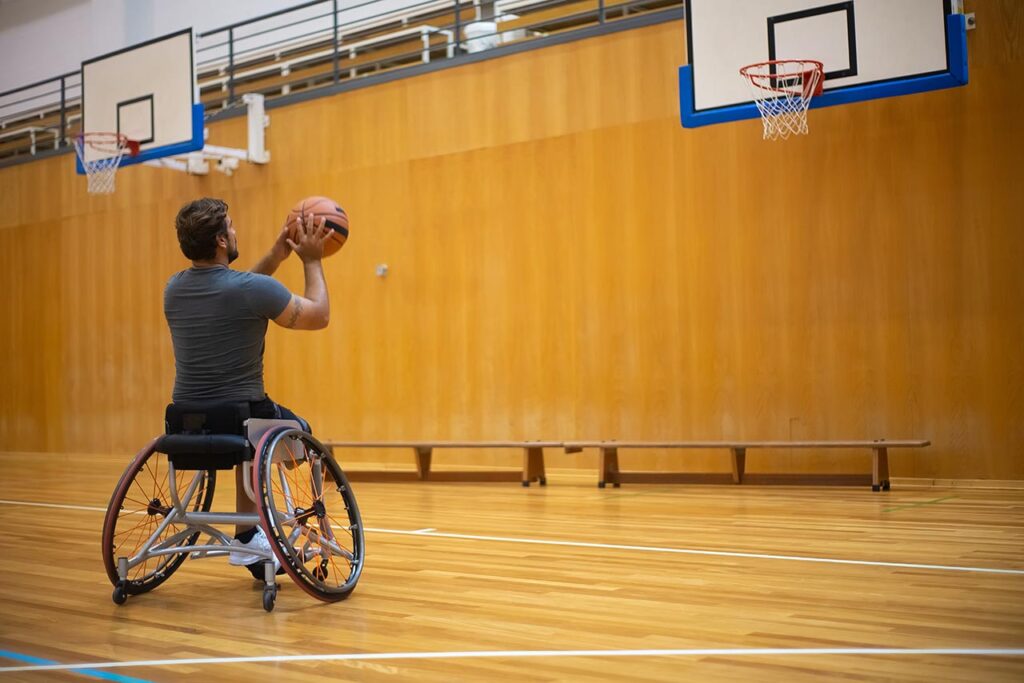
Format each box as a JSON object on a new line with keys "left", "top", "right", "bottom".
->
{"left": 101, "top": 403, "right": 364, "bottom": 611}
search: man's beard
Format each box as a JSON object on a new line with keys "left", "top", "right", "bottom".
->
{"left": 227, "top": 246, "right": 239, "bottom": 263}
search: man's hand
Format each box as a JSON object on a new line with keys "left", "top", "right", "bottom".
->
{"left": 251, "top": 222, "right": 294, "bottom": 276}
{"left": 287, "top": 215, "right": 330, "bottom": 263}
{"left": 270, "top": 223, "right": 293, "bottom": 262}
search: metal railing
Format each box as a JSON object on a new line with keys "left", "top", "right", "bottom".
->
{"left": 0, "top": 71, "right": 81, "bottom": 155}
{"left": 0, "top": 0, "right": 682, "bottom": 166}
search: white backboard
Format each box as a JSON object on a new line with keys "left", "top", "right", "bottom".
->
{"left": 680, "top": 0, "right": 968, "bottom": 128}
{"left": 78, "top": 28, "right": 202, "bottom": 170}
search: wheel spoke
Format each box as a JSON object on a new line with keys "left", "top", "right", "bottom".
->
{"left": 113, "top": 515, "right": 155, "bottom": 540}
{"left": 122, "top": 497, "right": 152, "bottom": 510}
{"left": 326, "top": 544, "right": 347, "bottom": 584}
{"left": 130, "top": 475, "right": 153, "bottom": 507}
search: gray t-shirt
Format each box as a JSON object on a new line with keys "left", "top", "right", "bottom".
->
{"left": 164, "top": 266, "right": 292, "bottom": 403}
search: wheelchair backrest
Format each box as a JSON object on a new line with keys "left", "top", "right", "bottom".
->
{"left": 165, "top": 402, "right": 251, "bottom": 436}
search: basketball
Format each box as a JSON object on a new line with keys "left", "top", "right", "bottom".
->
{"left": 286, "top": 196, "right": 349, "bottom": 257}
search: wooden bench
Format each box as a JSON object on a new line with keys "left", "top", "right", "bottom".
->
{"left": 322, "top": 441, "right": 552, "bottom": 485}
{"left": 563, "top": 440, "right": 931, "bottom": 491}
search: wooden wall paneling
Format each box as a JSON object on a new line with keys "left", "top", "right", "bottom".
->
{"left": 0, "top": 9, "right": 1022, "bottom": 479}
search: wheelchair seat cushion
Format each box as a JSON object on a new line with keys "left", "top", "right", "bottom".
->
{"left": 155, "top": 434, "right": 252, "bottom": 470}
{"left": 157, "top": 434, "right": 250, "bottom": 455}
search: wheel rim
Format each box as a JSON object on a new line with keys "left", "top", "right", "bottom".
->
{"left": 254, "top": 428, "right": 363, "bottom": 601}
{"left": 101, "top": 440, "right": 215, "bottom": 592}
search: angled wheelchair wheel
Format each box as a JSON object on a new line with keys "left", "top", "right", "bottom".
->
{"left": 253, "top": 427, "right": 364, "bottom": 602}
{"left": 101, "top": 438, "right": 216, "bottom": 595}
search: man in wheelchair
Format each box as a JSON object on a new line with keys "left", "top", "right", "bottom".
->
{"left": 163, "top": 198, "right": 332, "bottom": 579}
{"left": 102, "top": 198, "right": 363, "bottom": 610}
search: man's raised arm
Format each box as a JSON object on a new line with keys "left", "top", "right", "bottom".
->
{"left": 272, "top": 216, "right": 331, "bottom": 331}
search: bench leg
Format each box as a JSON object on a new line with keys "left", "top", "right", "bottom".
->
{"left": 599, "top": 447, "right": 620, "bottom": 488}
{"left": 415, "top": 447, "right": 433, "bottom": 481}
{"left": 731, "top": 447, "right": 746, "bottom": 484}
{"left": 522, "top": 447, "right": 547, "bottom": 487}
{"left": 872, "top": 447, "right": 890, "bottom": 492}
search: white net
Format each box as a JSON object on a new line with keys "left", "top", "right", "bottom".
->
{"left": 740, "top": 60, "right": 823, "bottom": 141}
{"left": 74, "top": 133, "right": 134, "bottom": 194}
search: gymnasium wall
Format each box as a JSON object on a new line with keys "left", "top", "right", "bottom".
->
{"left": 1, "top": 3, "right": 1021, "bottom": 479}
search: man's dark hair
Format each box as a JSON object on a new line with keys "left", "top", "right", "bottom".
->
{"left": 175, "top": 198, "right": 228, "bottom": 260}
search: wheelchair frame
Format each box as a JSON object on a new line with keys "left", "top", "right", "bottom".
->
{"left": 102, "top": 419, "right": 364, "bottom": 612}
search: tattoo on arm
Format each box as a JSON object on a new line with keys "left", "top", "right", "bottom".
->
{"left": 286, "top": 299, "right": 302, "bottom": 328}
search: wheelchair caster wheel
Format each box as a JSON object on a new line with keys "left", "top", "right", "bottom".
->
{"left": 112, "top": 584, "right": 128, "bottom": 605}
{"left": 262, "top": 588, "right": 277, "bottom": 612}
{"left": 312, "top": 559, "right": 329, "bottom": 582}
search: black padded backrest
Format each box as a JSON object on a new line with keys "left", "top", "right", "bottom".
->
{"left": 165, "top": 402, "right": 252, "bottom": 436}
{"left": 162, "top": 402, "right": 253, "bottom": 470}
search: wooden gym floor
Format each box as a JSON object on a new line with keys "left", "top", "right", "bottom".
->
{"left": 0, "top": 452, "right": 1022, "bottom": 682}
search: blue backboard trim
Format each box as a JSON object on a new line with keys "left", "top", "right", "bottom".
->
{"left": 76, "top": 103, "right": 204, "bottom": 174}
{"left": 680, "top": 13, "right": 968, "bottom": 129}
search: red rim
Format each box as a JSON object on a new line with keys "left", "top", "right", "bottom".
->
{"left": 101, "top": 438, "right": 158, "bottom": 585}
{"left": 740, "top": 60, "right": 824, "bottom": 97}
{"left": 76, "top": 132, "right": 140, "bottom": 157}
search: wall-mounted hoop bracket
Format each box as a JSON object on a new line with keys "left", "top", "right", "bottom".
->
{"left": 144, "top": 93, "right": 269, "bottom": 176}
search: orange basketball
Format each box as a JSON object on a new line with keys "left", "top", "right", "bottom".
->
{"left": 286, "top": 196, "right": 349, "bottom": 257}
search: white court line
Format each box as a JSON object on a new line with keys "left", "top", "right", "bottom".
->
{"left": 1, "top": 647, "right": 1023, "bottom": 674}
{"left": 363, "top": 528, "right": 1024, "bottom": 576}
{"left": 0, "top": 499, "right": 107, "bottom": 512}
{"left": 2, "top": 498, "right": 1023, "bottom": 576}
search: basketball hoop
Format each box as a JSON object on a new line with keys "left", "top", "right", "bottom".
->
{"left": 739, "top": 60, "right": 824, "bottom": 140}
{"left": 73, "top": 132, "right": 140, "bottom": 194}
